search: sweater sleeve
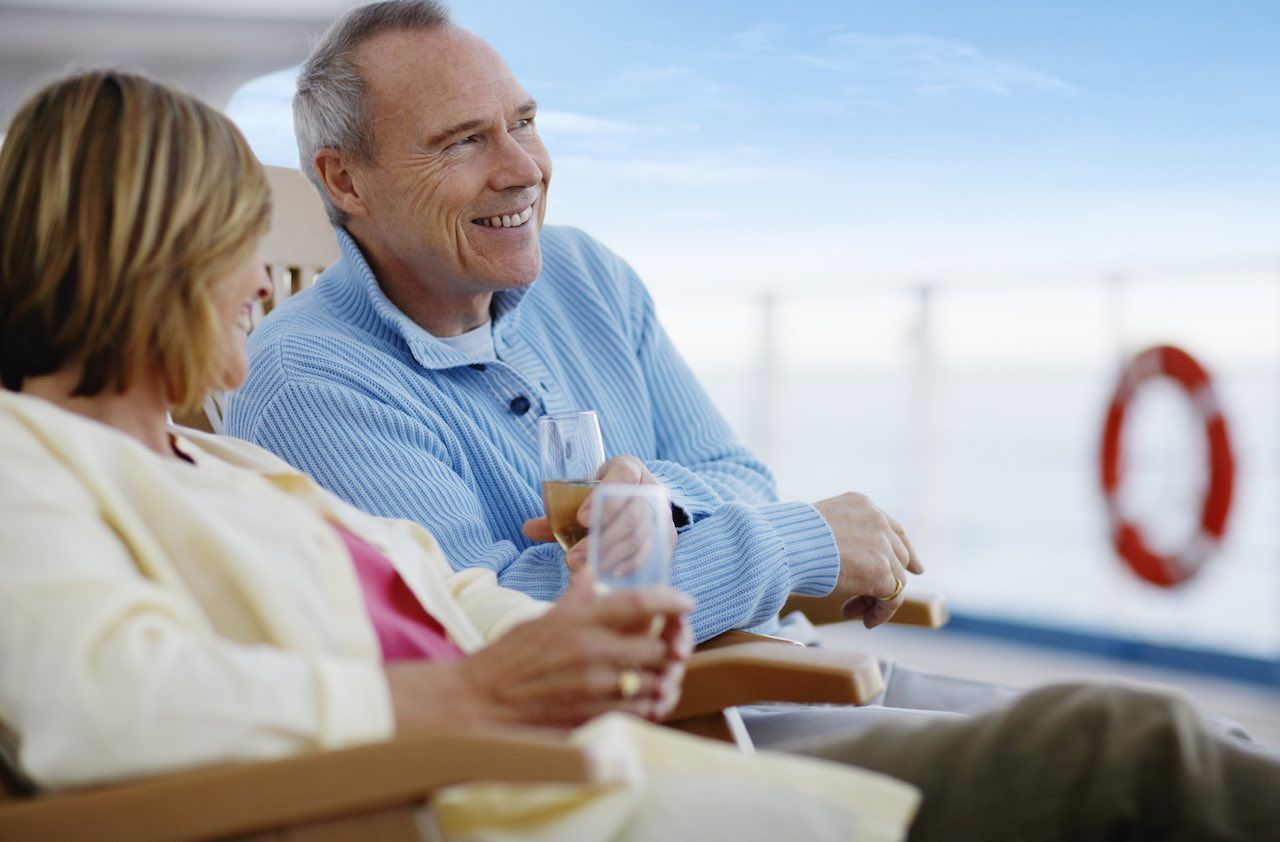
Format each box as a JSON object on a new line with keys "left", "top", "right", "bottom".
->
{"left": 0, "top": 442, "right": 392, "bottom": 790}
{"left": 670, "top": 501, "right": 839, "bottom": 641}
{"left": 444, "top": 567, "right": 551, "bottom": 645}
{"left": 614, "top": 254, "right": 780, "bottom": 521}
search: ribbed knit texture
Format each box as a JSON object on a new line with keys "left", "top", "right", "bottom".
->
{"left": 225, "top": 226, "right": 838, "bottom": 641}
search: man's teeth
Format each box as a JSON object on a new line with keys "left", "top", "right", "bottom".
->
{"left": 477, "top": 205, "right": 534, "bottom": 228}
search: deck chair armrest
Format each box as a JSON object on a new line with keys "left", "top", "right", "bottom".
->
{"left": 695, "top": 628, "right": 804, "bottom": 651}
{"left": 784, "top": 589, "right": 949, "bottom": 628}
{"left": 669, "top": 642, "right": 884, "bottom": 720}
{"left": 0, "top": 727, "right": 600, "bottom": 842}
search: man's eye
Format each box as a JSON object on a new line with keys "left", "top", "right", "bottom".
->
{"left": 456, "top": 134, "right": 480, "bottom": 146}
{"left": 513, "top": 118, "right": 534, "bottom": 130}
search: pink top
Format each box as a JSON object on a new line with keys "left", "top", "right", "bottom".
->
{"left": 333, "top": 524, "right": 466, "bottom": 663}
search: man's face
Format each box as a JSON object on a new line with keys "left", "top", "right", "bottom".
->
{"left": 351, "top": 27, "right": 552, "bottom": 298}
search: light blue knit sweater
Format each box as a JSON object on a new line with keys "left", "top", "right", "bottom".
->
{"left": 225, "top": 226, "right": 838, "bottom": 642}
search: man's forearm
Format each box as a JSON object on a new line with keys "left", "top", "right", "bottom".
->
{"left": 671, "top": 501, "right": 839, "bottom": 642}
{"left": 647, "top": 455, "right": 778, "bottom": 524}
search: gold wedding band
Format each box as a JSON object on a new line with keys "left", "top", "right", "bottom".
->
{"left": 878, "top": 577, "right": 904, "bottom": 602}
{"left": 618, "top": 668, "right": 642, "bottom": 700}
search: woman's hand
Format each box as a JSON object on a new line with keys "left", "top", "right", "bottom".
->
{"left": 388, "top": 580, "right": 694, "bottom": 733}
{"left": 468, "top": 579, "right": 693, "bottom": 725}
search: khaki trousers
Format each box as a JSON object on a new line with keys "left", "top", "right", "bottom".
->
{"left": 770, "top": 683, "right": 1280, "bottom": 841}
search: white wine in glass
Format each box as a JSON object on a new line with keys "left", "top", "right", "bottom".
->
{"left": 538, "top": 410, "right": 606, "bottom": 552}
{"left": 541, "top": 479, "right": 597, "bottom": 551}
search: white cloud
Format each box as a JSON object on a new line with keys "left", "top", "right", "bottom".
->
{"left": 537, "top": 110, "right": 636, "bottom": 137}
{"left": 589, "top": 64, "right": 738, "bottom": 104}
{"left": 800, "top": 32, "right": 1078, "bottom": 97}
{"left": 226, "top": 67, "right": 300, "bottom": 168}
{"left": 554, "top": 153, "right": 803, "bottom": 187}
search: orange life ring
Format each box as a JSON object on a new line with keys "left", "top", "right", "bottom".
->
{"left": 1100, "top": 345, "right": 1234, "bottom": 586}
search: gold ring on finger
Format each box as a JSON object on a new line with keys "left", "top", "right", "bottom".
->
{"left": 878, "top": 577, "right": 904, "bottom": 602}
{"left": 618, "top": 668, "right": 642, "bottom": 700}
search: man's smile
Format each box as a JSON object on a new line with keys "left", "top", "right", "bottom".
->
{"left": 472, "top": 203, "right": 535, "bottom": 229}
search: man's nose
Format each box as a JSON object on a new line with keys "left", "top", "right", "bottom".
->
{"left": 489, "top": 133, "right": 544, "bottom": 190}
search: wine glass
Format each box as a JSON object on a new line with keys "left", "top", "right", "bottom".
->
{"left": 538, "top": 410, "right": 606, "bottom": 551}
{"left": 586, "top": 484, "right": 673, "bottom": 592}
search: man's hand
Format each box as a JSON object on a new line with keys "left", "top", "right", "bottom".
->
{"left": 523, "top": 455, "right": 678, "bottom": 577}
{"left": 521, "top": 516, "right": 556, "bottom": 543}
{"left": 813, "top": 492, "right": 924, "bottom": 629}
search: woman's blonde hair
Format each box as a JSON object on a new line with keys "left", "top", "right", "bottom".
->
{"left": 0, "top": 70, "right": 271, "bottom": 410}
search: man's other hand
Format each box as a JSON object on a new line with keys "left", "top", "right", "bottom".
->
{"left": 813, "top": 492, "right": 924, "bottom": 628}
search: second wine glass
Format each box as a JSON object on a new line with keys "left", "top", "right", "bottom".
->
{"left": 586, "top": 484, "right": 674, "bottom": 592}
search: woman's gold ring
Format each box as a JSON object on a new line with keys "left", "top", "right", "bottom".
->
{"left": 618, "top": 668, "right": 642, "bottom": 700}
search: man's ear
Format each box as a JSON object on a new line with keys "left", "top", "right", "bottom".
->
{"left": 313, "top": 149, "right": 370, "bottom": 219}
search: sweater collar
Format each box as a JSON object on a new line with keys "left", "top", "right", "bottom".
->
{"left": 330, "top": 227, "right": 531, "bottom": 370}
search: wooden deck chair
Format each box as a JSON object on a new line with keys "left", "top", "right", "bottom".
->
{"left": 786, "top": 588, "right": 949, "bottom": 629}
{"left": 0, "top": 638, "right": 883, "bottom": 841}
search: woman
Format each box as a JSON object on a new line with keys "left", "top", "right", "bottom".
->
{"left": 0, "top": 71, "right": 919, "bottom": 841}
{"left": 0, "top": 68, "right": 698, "bottom": 784}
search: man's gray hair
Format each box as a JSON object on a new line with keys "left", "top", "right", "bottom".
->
{"left": 294, "top": 0, "right": 452, "bottom": 225}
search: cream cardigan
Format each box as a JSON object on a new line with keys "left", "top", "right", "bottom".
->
{"left": 0, "top": 390, "right": 546, "bottom": 789}
{"left": 0, "top": 392, "right": 921, "bottom": 840}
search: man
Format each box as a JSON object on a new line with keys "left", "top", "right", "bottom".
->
{"left": 226, "top": 0, "right": 919, "bottom": 651}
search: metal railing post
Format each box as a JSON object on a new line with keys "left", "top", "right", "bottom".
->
{"left": 754, "top": 290, "right": 779, "bottom": 468}
{"left": 910, "top": 284, "right": 941, "bottom": 558}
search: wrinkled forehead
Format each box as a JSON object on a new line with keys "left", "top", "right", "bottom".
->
{"left": 358, "top": 27, "right": 529, "bottom": 144}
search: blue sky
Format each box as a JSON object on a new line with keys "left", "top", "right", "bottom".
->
{"left": 230, "top": 0, "right": 1279, "bottom": 292}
